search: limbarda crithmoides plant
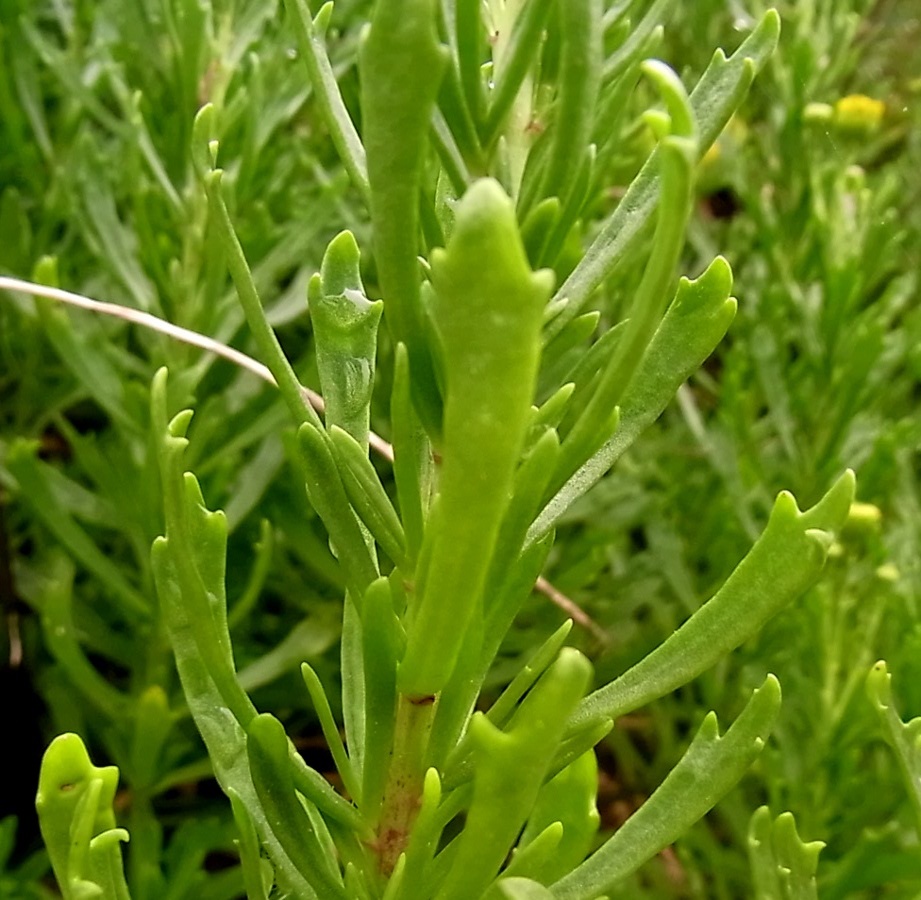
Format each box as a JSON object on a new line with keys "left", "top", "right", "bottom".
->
{"left": 19, "top": 3, "right": 867, "bottom": 898}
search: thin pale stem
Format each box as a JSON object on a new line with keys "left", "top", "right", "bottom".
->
{"left": 535, "top": 576, "right": 611, "bottom": 648}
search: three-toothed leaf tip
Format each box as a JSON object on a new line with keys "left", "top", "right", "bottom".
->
{"left": 770, "top": 470, "right": 855, "bottom": 535}
{"left": 749, "top": 805, "right": 824, "bottom": 897}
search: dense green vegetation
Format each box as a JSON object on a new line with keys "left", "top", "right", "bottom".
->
{"left": 0, "top": 0, "right": 919, "bottom": 897}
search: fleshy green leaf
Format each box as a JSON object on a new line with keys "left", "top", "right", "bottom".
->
{"left": 436, "top": 649, "right": 592, "bottom": 900}
{"left": 399, "top": 178, "right": 553, "bottom": 696}
{"left": 538, "top": 0, "right": 602, "bottom": 210}
{"left": 150, "top": 369, "right": 324, "bottom": 899}
{"left": 228, "top": 790, "right": 273, "bottom": 900}
{"left": 391, "top": 342, "right": 434, "bottom": 565}
{"left": 550, "top": 61, "right": 698, "bottom": 493}
{"left": 748, "top": 807, "right": 825, "bottom": 900}
{"left": 282, "top": 0, "right": 368, "bottom": 196}
{"left": 516, "top": 751, "right": 600, "bottom": 885}
{"left": 489, "top": 876, "right": 556, "bottom": 900}
{"left": 309, "top": 231, "right": 383, "bottom": 448}
{"left": 866, "top": 661, "right": 921, "bottom": 833}
{"left": 360, "top": 0, "right": 448, "bottom": 435}
{"left": 329, "top": 425, "right": 408, "bottom": 570}
{"left": 246, "top": 714, "right": 347, "bottom": 899}
{"left": 296, "top": 421, "right": 380, "bottom": 601}
{"left": 570, "top": 470, "right": 854, "bottom": 730}
{"left": 360, "top": 577, "right": 402, "bottom": 821}
{"left": 36, "top": 734, "right": 131, "bottom": 900}
{"left": 552, "top": 676, "right": 782, "bottom": 900}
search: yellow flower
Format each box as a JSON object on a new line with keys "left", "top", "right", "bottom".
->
{"left": 833, "top": 94, "right": 885, "bottom": 133}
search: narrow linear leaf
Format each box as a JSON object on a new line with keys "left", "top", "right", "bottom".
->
{"left": 539, "top": 0, "right": 602, "bottom": 209}
{"left": 391, "top": 342, "right": 432, "bottom": 565}
{"left": 455, "top": 0, "right": 484, "bottom": 125}
{"left": 552, "top": 676, "right": 782, "bottom": 900}
{"left": 866, "top": 661, "right": 921, "bottom": 833}
{"left": 246, "top": 714, "right": 347, "bottom": 899}
{"left": 399, "top": 179, "right": 552, "bottom": 696}
{"left": 601, "top": 0, "right": 674, "bottom": 84}
{"left": 297, "top": 422, "right": 380, "bottom": 601}
{"left": 530, "top": 384, "right": 576, "bottom": 439}
{"left": 330, "top": 426, "right": 408, "bottom": 570}
{"left": 360, "top": 577, "right": 401, "bottom": 822}
{"left": 551, "top": 63, "right": 697, "bottom": 493}
{"left": 570, "top": 470, "right": 854, "bottom": 730}
{"left": 398, "top": 768, "right": 444, "bottom": 900}
{"left": 522, "top": 198, "right": 563, "bottom": 270}
{"left": 228, "top": 790, "right": 273, "bottom": 900}
{"left": 487, "top": 428, "right": 560, "bottom": 588}
{"left": 301, "top": 664, "right": 360, "bottom": 804}
{"left": 360, "top": 0, "right": 448, "bottom": 434}
{"left": 204, "top": 165, "right": 321, "bottom": 430}
{"left": 436, "top": 650, "right": 592, "bottom": 900}
{"left": 539, "top": 312, "right": 600, "bottom": 394}
{"left": 341, "top": 594, "right": 367, "bottom": 798}
{"left": 748, "top": 807, "right": 824, "bottom": 900}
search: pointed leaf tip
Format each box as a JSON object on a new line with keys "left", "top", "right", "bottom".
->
{"left": 168, "top": 409, "right": 194, "bottom": 438}
{"left": 800, "top": 469, "right": 857, "bottom": 531}
{"left": 708, "top": 255, "right": 733, "bottom": 290}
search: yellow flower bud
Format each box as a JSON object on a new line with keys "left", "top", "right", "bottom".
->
{"left": 833, "top": 94, "right": 885, "bottom": 134}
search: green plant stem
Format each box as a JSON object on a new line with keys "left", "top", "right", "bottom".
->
{"left": 375, "top": 694, "right": 438, "bottom": 876}
{"left": 282, "top": 0, "right": 369, "bottom": 199}
{"left": 205, "top": 169, "right": 322, "bottom": 431}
